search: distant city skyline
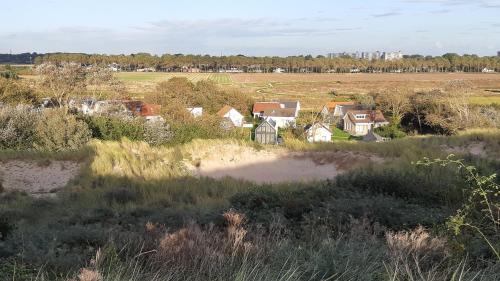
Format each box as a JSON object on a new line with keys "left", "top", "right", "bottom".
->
{"left": 1, "top": 0, "right": 500, "bottom": 56}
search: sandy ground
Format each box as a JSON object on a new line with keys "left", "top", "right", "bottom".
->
{"left": 0, "top": 160, "right": 80, "bottom": 196}
{"left": 184, "top": 145, "right": 382, "bottom": 184}
{"left": 443, "top": 142, "right": 487, "bottom": 158}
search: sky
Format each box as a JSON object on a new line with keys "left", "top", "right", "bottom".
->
{"left": 1, "top": 0, "right": 500, "bottom": 56}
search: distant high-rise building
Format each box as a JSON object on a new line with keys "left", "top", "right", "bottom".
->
{"left": 326, "top": 50, "right": 403, "bottom": 61}
{"left": 382, "top": 51, "right": 403, "bottom": 61}
{"left": 497, "top": 51, "right": 500, "bottom": 57}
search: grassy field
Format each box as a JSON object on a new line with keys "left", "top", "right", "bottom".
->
{"left": 470, "top": 95, "right": 500, "bottom": 105}
{"left": 113, "top": 72, "right": 500, "bottom": 110}
{"left": 115, "top": 72, "right": 233, "bottom": 84}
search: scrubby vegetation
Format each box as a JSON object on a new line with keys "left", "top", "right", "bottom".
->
{"left": 0, "top": 132, "right": 498, "bottom": 280}
{"left": 0, "top": 106, "right": 91, "bottom": 151}
{"left": 0, "top": 63, "right": 499, "bottom": 280}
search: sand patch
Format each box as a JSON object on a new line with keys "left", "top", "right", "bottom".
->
{"left": 0, "top": 160, "right": 80, "bottom": 196}
{"left": 443, "top": 142, "right": 487, "bottom": 158}
{"left": 185, "top": 145, "right": 382, "bottom": 184}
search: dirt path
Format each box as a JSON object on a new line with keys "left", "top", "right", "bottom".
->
{"left": 0, "top": 160, "right": 80, "bottom": 196}
{"left": 184, "top": 145, "right": 382, "bottom": 184}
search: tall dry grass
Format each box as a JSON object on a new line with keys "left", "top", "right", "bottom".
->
{"left": 65, "top": 218, "right": 499, "bottom": 281}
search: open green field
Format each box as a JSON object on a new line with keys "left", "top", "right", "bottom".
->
{"left": 470, "top": 95, "right": 500, "bottom": 105}
{"left": 115, "top": 72, "right": 232, "bottom": 84}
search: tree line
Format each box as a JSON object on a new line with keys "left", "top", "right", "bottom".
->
{"left": 34, "top": 53, "right": 500, "bottom": 73}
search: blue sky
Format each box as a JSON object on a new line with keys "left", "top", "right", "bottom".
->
{"left": 1, "top": 0, "right": 500, "bottom": 56}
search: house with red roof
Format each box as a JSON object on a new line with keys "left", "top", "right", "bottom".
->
{"left": 123, "top": 100, "right": 163, "bottom": 122}
{"left": 321, "top": 101, "right": 357, "bottom": 124}
{"left": 252, "top": 101, "right": 300, "bottom": 128}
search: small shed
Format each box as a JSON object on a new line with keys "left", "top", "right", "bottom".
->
{"left": 217, "top": 105, "right": 244, "bottom": 127}
{"left": 255, "top": 119, "right": 278, "bottom": 144}
{"left": 304, "top": 123, "right": 332, "bottom": 143}
{"left": 187, "top": 107, "right": 203, "bottom": 118}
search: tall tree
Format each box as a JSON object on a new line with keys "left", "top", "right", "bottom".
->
{"left": 36, "top": 62, "right": 86, "bottom": 107}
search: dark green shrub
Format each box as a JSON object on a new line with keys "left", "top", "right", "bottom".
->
{"left": 0, "top": 70, "right": 18, "bottom": 79}
{"left": 0, "top": 215, "right": 13, "bottom": 241}
{"left": 375, "top": 125, "right": 406, "bottom": 139}
{"left": 84, "top": 116, "right": 145, "bottom": 141}
{"left": 104, "top": 188, "right": 141, "bottom": 205}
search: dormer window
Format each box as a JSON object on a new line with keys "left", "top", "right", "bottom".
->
{"left": 355, "top": 114, "right": 367, "bottom": 119}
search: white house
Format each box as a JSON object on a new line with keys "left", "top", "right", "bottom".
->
{"left": 217, "top": 105, "right": 244, "bottom": 127}
{"left": 187, "top": 107, "right": 203, "bottom": 118}
{"left": 252, "top": 101, "right": 300, "bottom": 128}
{"left": 305, "top": 123, "right": 332, "bottom": 143}
{"left": 343, "top": 110, "right": 389, "bottom": 136}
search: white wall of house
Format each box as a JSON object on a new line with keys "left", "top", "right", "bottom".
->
{"left": 187, "top": 107, "right": 203, "bottom": 118}
{"left": 333, "top": 105, "right": 350, "bottom": 118}
{"left": 344, "top": 119, "right": 388, "bottom": 136}
{"left": 320, "top": 106, "right": 329, "bottom": 117}
{"left": 223, "top": 108, "right": 244, "bottom": 127}
{"left": 266, "top": 117, "right": 296, "bottom": 128}
{"left": 306, "top": 126, "right": 332, "bottom": 143}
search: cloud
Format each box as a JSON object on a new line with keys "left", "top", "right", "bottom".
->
{"left": 372, "top": 12, "right": 402, "bottom": 18}
{"left": 0, "top": 17, "right": 364, "bottom": 55}
{"left": 401, "top": 0, "right": 500, "bottom": 9}
{"left": 430, "top": 9, "right": 452, "bottom": 13}
{"left": 139, "top": 17, "right": 356, "bottom": 38}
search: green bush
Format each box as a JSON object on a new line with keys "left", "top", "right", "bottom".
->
{"left": 168, "top": 116, "right": 246, "bottom": 145}
{"left": 83, "top": 116, "right": 146, "bottom": 141}
{"left": 0, "top": 70, "right": 18, "bottom": 80}
{"left": 374, "top": 125, "right": 407, "bottom": 139}
{"left": 34, "top": 109, "right": 91, "bottom": 151}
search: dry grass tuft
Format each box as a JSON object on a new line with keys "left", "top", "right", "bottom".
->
{"left": 76, "top": 268, "right": 103, "bottom": 281}
{"left": 385, "top": 226, "right": 449, "bottom": 281}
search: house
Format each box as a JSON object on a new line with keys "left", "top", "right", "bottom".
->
{"left": 123, "top": 100, "right": 163, "bottom": 121}
{"left": 253, "top": 102, "right": 282, "bottom": 118}
{"left": 263, "top": 108, "right": 298, "bottom": 128}
{"left": 217, "top": 105, "right": 244, "bottom": 127}
{"left": 252, "top": 101, "right": 300, "bottom": 128}
{"left": 304, "top": 123, "right": 332, "bottom": 143}
{"left": 255, "top": 119, "right": 278, "bottom": 145}
{"left": 187, "top": 107, "right": 203, "bottom": 118}
{"left": 139, "top": 103, "right": 163, "bottom": 122}
{"left": 321, "top": 101, "right": 357, "bottom": 123}
{"left": 343, "top": 110, "right": 389, "bottom": 136}
{"left": 85, "top": 100, "right": 129, "bottom": 116}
